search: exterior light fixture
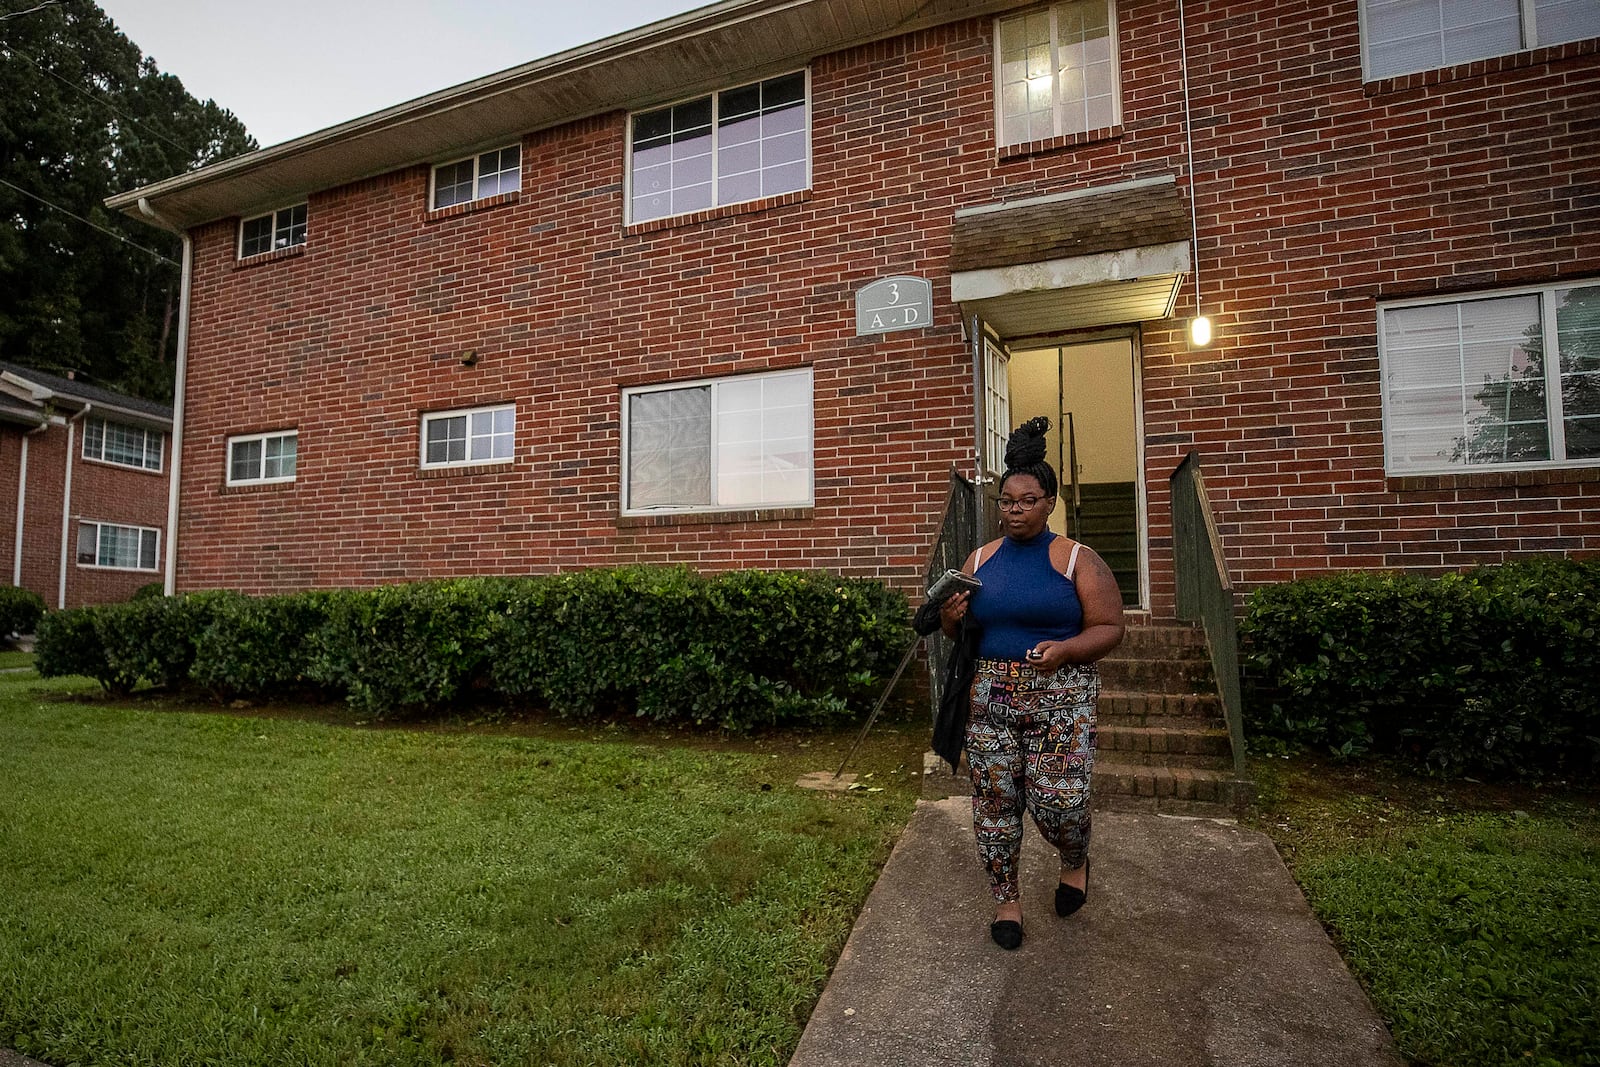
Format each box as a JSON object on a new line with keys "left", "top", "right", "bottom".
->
{"left": 1178, "top": 0, "right": 1212, "bottom": 348}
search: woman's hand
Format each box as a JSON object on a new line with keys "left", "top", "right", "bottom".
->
{"left": 939, "top": 590, "right": 972, "bottom": 638}
{"left": 1025, "top": 640, "right": 1071, "bottom": 671}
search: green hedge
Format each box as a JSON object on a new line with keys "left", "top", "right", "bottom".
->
{"left": 1240, "top": 558, "right": 1600, "bottom": 780}
{"left": 0, "top": 586, "right": 45, "bottom": 637}
{"left": 33, "top": 568, "right": 910, "bottom": 729}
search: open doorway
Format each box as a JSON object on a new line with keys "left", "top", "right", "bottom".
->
{"left": 1008, "top": 337, "right": 1143, "bottom": 607}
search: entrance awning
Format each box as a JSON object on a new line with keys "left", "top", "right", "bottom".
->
{"left": 949, "top": 176, "right": 1191, "bottom": 340}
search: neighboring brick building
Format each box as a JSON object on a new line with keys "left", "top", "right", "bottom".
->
{"left": 0, "top": 363, "right": 172, "bottom": 610}
{"left": 108, "top": 0, "right": 1599, "bottom": 617}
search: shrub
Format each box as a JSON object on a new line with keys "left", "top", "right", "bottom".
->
{"left": 0, "top": 586, "right": 46, "bottom": 637}
{"left": 30, "top": 568, "right": 912, "bottom": 728}
{"left": 1241, "top": 558, "right": 1600, "bottom": 780}
{"left": 34, "top": 607, "right": 110, "bottom": 687}
{"left": 307, "top": 578, "right": 518, "bottom": 717}
{"left": 190, "top": 591, "right": 336, "bottom": 701}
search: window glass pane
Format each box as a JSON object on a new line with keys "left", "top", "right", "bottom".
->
{"left": 140, "top": 530, "right": 158, "bottom": 571}
{"left": 231, "top": 439, "right": 263, "bottom": 482}
{"left": 425, "top": 415, "right": 467, "bottom": 464}
{"left": 83, "top": 418, "right": 104, "bottom": 460}
{"left": 1535, "top": 0, "right": 1600, "bottom": 45}
{"left": 628, "top": 387, "right": 712, "bottom": 508}
{"left": 477, "top": 145, "right": 521, "bottom": 199}
{"left": 263, "top": 435, "right": 297, "bottom": 479}
{"left": 99, "top": 421, "right": 154, "bottom": 469}
{"left": 1366, "top": 0, "right": 1523, "bottom": 78}
{"left": 433, "top": 160, "right": 475, "bottom": 209}
{"left": 1383, "top": 294, "right": 1549, "bottom": 471}
{"left": 241, "top": 214, "right": 273, "bottom": 256}
{"left": 714, "top": 372, "right": 812, "bottom": 507}
{"left": 76, "top": 524, "right": 96, "bottom": 565}
{"left": 1557, "top": 285, "right": 1600, "bottom": 458}
{"left": 274, "top": 205, "right": 307, "bottom": 249}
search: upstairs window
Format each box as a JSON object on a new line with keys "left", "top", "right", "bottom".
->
{"left": 239, "top": 204, "right": 307, "bottom": 257}
{"left": 1379, "top": 280, "right": 1600, "bottom": 474}
{"left": 83, "top": 417, "right": 162, "bottom": 472}
{"left": 420, "top": 404, "right": 515, "bottom": 469}
{"left": 995, "top": 1, "right": 1121, "bottom": 147}
{"left": 628, "top": 71, "right": 809, "bottom": 224}
{"left": 227, "top": 430, "right": 298, "bottom": 486}
{"left": 622, "top": 368, "right": 813, "bottom": 512}
{"left": 431, "top": 145, "right": 521, "bottom": 210}
{"left": 1362, "top": 0, "right": 1600, "bottom": 80}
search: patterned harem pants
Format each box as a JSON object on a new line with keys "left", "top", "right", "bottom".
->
{"left": 966, "top": 657, "right": 1100, "bottom": 904}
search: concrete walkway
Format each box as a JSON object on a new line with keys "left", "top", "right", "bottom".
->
{"left": 789, "top": 794, "right": 1405, "bottom": 1067}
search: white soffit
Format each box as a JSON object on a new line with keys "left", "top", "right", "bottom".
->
{"left": 951, "top": 241, "right": 1190, "bottom": 338}
{"left": 107, "top": 0, "right": 1029, "bottom": 228}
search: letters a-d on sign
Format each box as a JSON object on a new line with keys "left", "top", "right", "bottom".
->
{"left": 855, "top": 275, "right": 933, "bottom": 336}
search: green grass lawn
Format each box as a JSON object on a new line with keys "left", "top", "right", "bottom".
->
{"left": 0, "top": 649, "right": 33, "bottom": 670}
{"left": 1252, "top": 756, "right": 1600, "bottom": 1067}
{"left": 0, "top": 670, "right": 924, "bottom": 1066}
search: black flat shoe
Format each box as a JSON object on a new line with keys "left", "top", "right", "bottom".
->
{"left": 1055, "top": 858, "right": 1090, "bottom": 918}
{"left": 989, "top": 919, "right": 1023, "bottom": 950}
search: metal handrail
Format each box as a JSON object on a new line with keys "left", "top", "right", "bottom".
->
{"left": 1170, "top": 452, "right": 1247, "bottom": 779}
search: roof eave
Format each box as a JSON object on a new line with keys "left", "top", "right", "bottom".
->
{"left": 107, "top": 0, "right": 1024, "bottom": 230}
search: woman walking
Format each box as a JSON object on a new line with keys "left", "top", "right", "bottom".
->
{"left": 940, "top": 416, "right": 1125, "bottom": 950}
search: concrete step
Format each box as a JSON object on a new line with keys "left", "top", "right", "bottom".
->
{"left": 1096, "top": 724, "right": 1232, "bottom": 766}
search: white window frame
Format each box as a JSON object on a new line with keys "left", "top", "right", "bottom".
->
{"left": 1377, "top": 277, "right": 1600, "bottom": 476}
{"left": 429, "top": 144, "right": 522, "bottom": 210}
{"left": 419, "top": 404, "right": 516, "bottom": 470}
{"left": 226, "top": 430, "right": 298, "bottom": 486}
{"left": 983, "top": 338, "right": 1012, "bottom": 478}
{"left": 76, "top": 520, "right": 160, "bottom": 572}
{"left": 82, "top": 417, "right": 163, "bottom": 473}
{"left": 1359, "top": 0, "right": 1600, "bottom": 81}
{"left": 620, "top": 367, "right": 815, "bottom": 514}
{"left": 238, "top": 203, "right": 307, "bottom": 258}
{"left": 993, "top": 0, "right": 1123, "bottom": 149}
{"left": 624, "top": 70, "right": 812, "bottom": 225}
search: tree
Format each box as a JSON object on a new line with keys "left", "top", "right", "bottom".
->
{"left": 0, "top": 0, "right": 255, "bottom": 401}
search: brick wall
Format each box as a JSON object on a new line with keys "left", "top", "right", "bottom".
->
{"left": 172, "top": 0, "right": 1600, "bottom": 613}
{"left": 0, "top": 420, "right": 168, "bottom": 609}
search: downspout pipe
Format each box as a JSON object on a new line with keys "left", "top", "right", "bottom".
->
{"left": 137, "top": 197, "right": 192, "bottom": 597}
{"left": 59, "top": 404, "right": 90, "bottom": 609}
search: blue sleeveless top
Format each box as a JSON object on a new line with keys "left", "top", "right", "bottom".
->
{"left": 969, "top": 531, "right": 1085, "bottom": 660}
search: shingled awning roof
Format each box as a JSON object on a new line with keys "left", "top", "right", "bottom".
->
{"left": 949, "top": 176, "right": 1192, "bottom": 340}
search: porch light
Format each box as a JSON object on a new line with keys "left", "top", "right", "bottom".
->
{"left": 1189, "top": 315, "right": 1212, "bottom": 347}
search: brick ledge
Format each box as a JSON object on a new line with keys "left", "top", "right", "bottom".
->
{"left": 617, "top": 506, "right": 812, "bottom": 528}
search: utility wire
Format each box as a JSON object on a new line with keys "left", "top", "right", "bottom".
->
{"left": 0, "top": 40, "right": 193, "bottom": 156}
{"left": 0, "top": 176, "right": 179, "bottom": 266}
{"left": 0, "top": 2, "right": 58, "bottom": 22}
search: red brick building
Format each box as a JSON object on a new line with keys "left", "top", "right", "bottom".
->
{"left": 108, "top": 0, "right": 1600, "bottom": 617}
{"left": 0, "top": 363, "right": 172, "bottom": 610}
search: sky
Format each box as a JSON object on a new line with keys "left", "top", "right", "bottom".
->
{"left": 92, "top": 0, "right": 715, "bottom": 149}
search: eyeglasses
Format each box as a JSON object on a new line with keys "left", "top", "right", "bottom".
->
{"left": 997, "top": 495, "right": 1046, "bottom": 512}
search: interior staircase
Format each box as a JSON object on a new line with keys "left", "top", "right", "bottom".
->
{"left": 1074, "top": 481, "right": 1139, "bottom": 606}
{"left": 1091, "top": 619, "right": 1253, "bottom": 817}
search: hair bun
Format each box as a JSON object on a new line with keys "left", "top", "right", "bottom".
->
{"left": 1003, "top": 416, "right": 1050, "bottom": 469}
